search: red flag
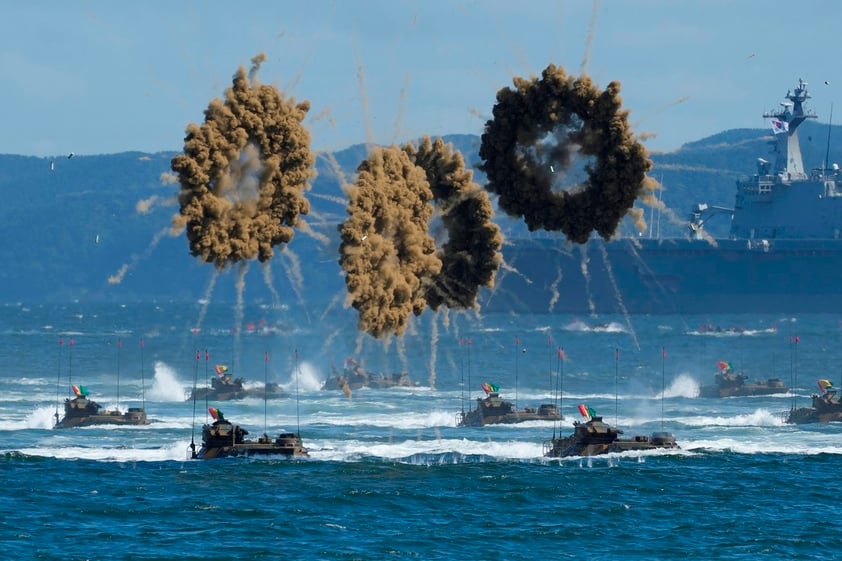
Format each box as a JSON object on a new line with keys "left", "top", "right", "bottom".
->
{"left": 468, "top": 338, "right": 472, "bottom": 345}
{"left": 265, "top": 352, "right": 269, "bottom": 362}
{"left": 70, "top": 339, "right": 74, "bottom": 347}
{"left": 140, "top": 338, "right": 144, "bottom": 348}
{"left": 558, "top": 348, "right": 566, "bottom": 360}
{"left": 662, "top": 347, "right": 667, "bottom": 358}
{"left": 117, "top": 338, "right": 122, "bottom": 348}
{"left": 59, "top": 338, "right": 64, "bottom": 346}
{"left": 795, "top": 335, "right": 800, "bottom": 344}
{"left": 195, "top": 351, "right": 200, "bottom": 361}
{"left": 515, "top": 336, "right": 520, "bottom": 346}
{"left": 205, "top": 350, "right": 209, "bottom": 361}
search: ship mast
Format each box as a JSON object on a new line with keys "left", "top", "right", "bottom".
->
{"left": 763, "top": 78, "right": 817, "bottom": 181}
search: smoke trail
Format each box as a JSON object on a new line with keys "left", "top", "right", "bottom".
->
{"left": 234, "top": 261, "right": 248, "bottom": 363}
{"left": 429, "top": 315, "right": 438, "bottom": 389}
{"left": 580, "top": 0, "right": 601, "bottom": 75}
{"left": 356, "top": 62, "right": 375, "bottom": 145}
{"left": 577, "top": 245, "right": 595, "bottom": 316}
{"left": 108, "top": 226, "right": 172, "bottom": 285}
{"left": 392, "top": 73, "right": 410, "bottom": 145}
{"left": 260, "top": 261, "right": 282, "bottom": 310}
{"left": 192, "top": 271, "right": 220, "bottom": 334}
{"left": 597, "top": 243, "right": 638, "bottom": 349}
{"left": 136, "top": 196, "right": 160, "bottom": 215}
{"left": 548, "top": 262, "right": 562, "bottom": 312}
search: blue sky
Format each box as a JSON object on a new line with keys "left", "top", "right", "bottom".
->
{"left": 4, "top": 0, "right": 842, "bottom": 157}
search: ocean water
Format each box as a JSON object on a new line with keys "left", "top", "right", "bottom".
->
{"left": 2, "top": 301, "right": 842, "bottom": 560}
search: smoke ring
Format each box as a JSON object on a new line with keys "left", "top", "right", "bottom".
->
{"left": 478, "top": 64, "right": 652, "bottom": 243}
{"left": 171, "top": 53, "right": 315, "bottom": 269}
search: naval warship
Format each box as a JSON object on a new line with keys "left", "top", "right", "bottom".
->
{"left": 482, "top": 79, "right": 842, "bottom": 314}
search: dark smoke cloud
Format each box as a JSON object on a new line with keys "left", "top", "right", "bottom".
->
{"left": 339, "top": 137, "right": 503, "bottom": 338}
{"left": 403, "top": 137, "right": 503, "bottom": 310}
{"left": 171, "top": 53, "right": 315, "bottom": 269}
{"left": 479, "top": 64, "right": 654, "bottom": 244}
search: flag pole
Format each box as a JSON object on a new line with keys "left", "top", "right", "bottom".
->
{"left": 615, "top": 348, "right": 619, "bottom": 427}
{"left": 661, "top": 346, "right": 666, "bottom": 431}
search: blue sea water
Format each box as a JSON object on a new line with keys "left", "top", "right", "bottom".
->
{"left": 2, "top": 300, "right": 842, "bottom": 560}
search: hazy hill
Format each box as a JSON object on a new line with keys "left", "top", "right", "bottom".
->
{"left": 1, "top": 123, "right": 840, "bottom": 305}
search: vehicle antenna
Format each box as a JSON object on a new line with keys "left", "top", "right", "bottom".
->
{"left": 661, "top": 346, "right": 666, "bottom": 431}
{"left": 264, "top": 351, "right": 269, "bottom": 437}
{"left": 615, "top": 347, "right": 619, "bottom": 427}
{"left": 54, "top": 338, "right": 64, "bottom": 427}
{"left": 295, "top": 349, "right": 302, "bottom": 437}
{"left": 189, "top": 350, "right": 200, "bottom": 459}
{"left": 139, "top": 339, "right": 146, "bottom": 411}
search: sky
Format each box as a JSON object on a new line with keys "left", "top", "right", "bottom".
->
{"left": 4, "top": 0, "right": 842, "bottom": 158}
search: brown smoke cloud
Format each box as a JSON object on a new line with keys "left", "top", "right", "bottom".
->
{"left": 339, "top": 137, "right": 503, "bottom": 338}
{"left": 479, "top": 64, "right": 654, "bottom": 244}
{"left": 339, "top": 146, "right": 439, "bottom": 338}
{"left": 170, "top": 53, "right": 315, "bottom": 269}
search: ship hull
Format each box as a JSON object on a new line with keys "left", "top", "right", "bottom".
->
{"left": 482, "top": 237, "right": 842, "bottom": 315}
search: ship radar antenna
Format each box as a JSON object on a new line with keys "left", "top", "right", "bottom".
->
{"left": 824, "top": 80, "right": 834, "bottom": 175}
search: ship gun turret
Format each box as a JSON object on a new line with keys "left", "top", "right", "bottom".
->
{"left": 688, "top": 203, "right": 734, "bottom": 239}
